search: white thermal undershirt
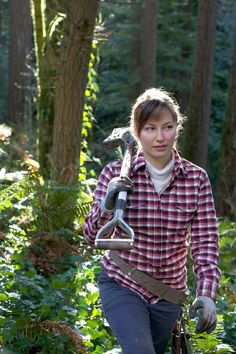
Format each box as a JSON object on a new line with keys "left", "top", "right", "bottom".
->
{"left": 145, "top": 153, "right": 175, "bottom": 194}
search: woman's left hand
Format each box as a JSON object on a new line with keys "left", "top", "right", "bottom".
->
{"left": 189, "top": 296, "right": 217, "bottom": 334}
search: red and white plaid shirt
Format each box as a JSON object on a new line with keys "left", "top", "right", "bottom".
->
{"left": 83, "top": 149, "right": 220, "bottom": 303}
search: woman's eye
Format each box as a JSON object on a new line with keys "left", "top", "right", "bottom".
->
{"left": 164, "top": 125, "right": 173, "bottom": 130}
{"left": 145, "top": 126, "right": 155, "bottom": 131}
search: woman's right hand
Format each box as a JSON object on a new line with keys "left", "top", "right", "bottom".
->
{"left": 101, "top": 176, "right": 133, "bottom": 211}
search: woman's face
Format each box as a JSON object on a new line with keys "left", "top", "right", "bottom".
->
{"left": 138, "top": 111, "right": 177, "bottom": 169}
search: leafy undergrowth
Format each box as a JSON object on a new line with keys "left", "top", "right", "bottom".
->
{"left": 0, "top": 169, "right": 115, "bottom": 353}
{"left": 0, "top": 168, "right": 235, "bottom": 353}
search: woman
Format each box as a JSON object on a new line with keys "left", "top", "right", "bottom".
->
{"left": 83, "top": 88, "right": 220, "bottom": 354}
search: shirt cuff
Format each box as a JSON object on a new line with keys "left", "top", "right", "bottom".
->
{"left": 196, "top": 281, "right": 219, "bottom": 302}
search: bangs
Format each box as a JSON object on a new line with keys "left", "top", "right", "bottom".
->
{"left": 137, "top": 100, "right": 176, "bottom": 134}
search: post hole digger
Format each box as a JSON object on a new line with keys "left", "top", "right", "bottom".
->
{"left": 95, "top": 127, "right": 136, "bottom": 250}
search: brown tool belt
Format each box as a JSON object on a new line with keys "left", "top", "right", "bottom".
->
{"left": 109, "top": 250, "right": 189, "bottom": 306}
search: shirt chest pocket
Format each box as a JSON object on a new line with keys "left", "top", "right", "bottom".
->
{"left": 125, "top": 200, "right": 152, "bottom": 230}
{"left": 161, "top": 201, "right": 197, "bottom": 233}
{"left": 125, "top": 201, "right": 148, "bottom": 216}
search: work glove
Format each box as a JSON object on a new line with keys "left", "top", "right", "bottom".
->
{"left": 189, "top": 296, "right": 217, "bottom": 334}
{"left": 100, "top": 176, "right": 133, "bottom": 212}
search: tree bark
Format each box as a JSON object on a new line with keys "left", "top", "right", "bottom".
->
{"left": 0, "top": 2, "right": 3, "bottom": 57}
{"left": 179, "top": 0, "right": 192, "bottom": 114}
{"left": 0, "top": 1, "right": 5, "bottom": 120}
{"left": 51, "top": 0, "right": 99, "bottom": 184}
{"left": 31, "top": 0, "right": 62, "bottom": 175}
{"left": 183, "top": 0, "right": 217, "bottom": 168}
{"left": 140, "top": 0, "right": 157, "bottom": 92}
{"left": 216, "top": 25, "right": 236, "bottom": 218}
{"left": 8, "top": 0, "right": 33, "bottom": 128}
{"left": 128, "top": 2, "right": 142, "bottom": 101}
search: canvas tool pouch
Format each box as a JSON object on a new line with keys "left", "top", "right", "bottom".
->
{"left": 109, "top": 250, "right": 189, "bottom": 305}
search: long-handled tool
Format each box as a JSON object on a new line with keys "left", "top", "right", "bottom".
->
{"left": 95, "top": 127, "right": 136, "bottom": 250}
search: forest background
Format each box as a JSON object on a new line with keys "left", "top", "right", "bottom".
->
{"left": 0, "top": 0, "right": 235, "bottom": 353}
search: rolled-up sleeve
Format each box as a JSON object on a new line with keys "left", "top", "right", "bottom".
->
{"left": 190, "top": 171, "right": 221, "bottom": 301}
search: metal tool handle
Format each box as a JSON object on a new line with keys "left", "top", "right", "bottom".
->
{"left": 95, "top": 137, "right": 135, "bottom": 250}
{"left": 95, "top": 191, "right": 134, "bottom": 250}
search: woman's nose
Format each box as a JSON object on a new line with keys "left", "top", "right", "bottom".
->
{"left": 155, "top": 129, "right": 164, "bottom": 141}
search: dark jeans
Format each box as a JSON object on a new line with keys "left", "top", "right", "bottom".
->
{"left": 98, "top": 269, "right": 182, "bottom": 354}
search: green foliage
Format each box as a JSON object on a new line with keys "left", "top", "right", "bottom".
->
{"left": 208, "top": 0, "right": 236, "bottom": 188}
{"left": 0, "top": 57, "right": 112, "bottom": 350}
{"left": 0, "top": 248, "right": 114, "bottom": 353}
{"left": 216, "top": 220, "right": 236, "bottom": 350}
{"left": 0, "top": 1, "right": 235, "bottom": 352}
{"left": 156, "top": 1, "right": 196, "bottom": 108}
{"left": 1, "top": 169, "right": 234, "bottom": 354}
{"left": 97, "top": 2, "right": 137, "bottom": 117}
{"left": 94, "top": 1, "right": 197, "bottom": 166}
{"left": 0, "top": 168, "right": 115, "bottom": 353}
{"left": 183, "top": 220, "right": 236, "bottom": 354}
{"left": 93, "top": 0, "right": 235, "bottom": 194}
{"left": 82, "top": 39, "right": 102, "bottom": 179}
{"left": 0, "top": 114, "right": 235, "bottom": 354}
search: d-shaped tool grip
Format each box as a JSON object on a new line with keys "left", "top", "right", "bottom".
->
{"left": 95, "top": 192, "right": 134, "bottom": 250}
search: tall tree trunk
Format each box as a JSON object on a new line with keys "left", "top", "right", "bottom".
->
{"left": 31, "top": 0, "right": 60, "bottom": 175}
{"left": 140, "top": 0, "right": 157, "bottom": 92}
{"left": 0, "top": 0, "right": 5, "bottom": 121}
{"left": 128, "top": 3, "right": 142, "bottom": 101}
{"left": 183, "top": 0, "right": 217, "bottom": 168}
{"left": 216, "top": 25, "right": 236, "bottom": 219}
{"left": 0, "top": 2, "right": 3, "bottom": 66}
{"left": 8, "top": 0, "right": 33, "bottom": 129}
{"left": 51, "top": 0, "right": 99, "bottom": 184}
{"left": 179, "top": 0, "right": 192, "bottom": 114}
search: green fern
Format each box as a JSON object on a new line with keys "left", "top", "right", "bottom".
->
{"left": 77, "top": 201, "right": 93, "bottom": 219}
{"left": 0, "top": 174, "right": 35, "bottom": 211}
{"left": 5, "top": 318, "right": 90, "bottom": 354}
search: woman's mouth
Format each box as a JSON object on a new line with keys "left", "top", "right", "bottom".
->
{"left": 153, "top": 145, "right": 167, "bottom": 150}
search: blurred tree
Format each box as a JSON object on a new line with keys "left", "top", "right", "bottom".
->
{"left": 207, "top": 0, "right": 236, "bottom": 188}
{"left": 31, "top": 0, "right": 67, "bottom": 175}
{"left": 140, "top": 0, "right": 157, "bottom": 92}
{"left": 183, "top": 0, "right": 217, "bottom": 168}
{"left": 155, "top": 1, "right": 196, "bottom": 113}
{"left": 96, "top": 2, "right": 137, "bottom": 129}
{"left": 128, "top": 2, "right": 142, "bottom": 101}
{"left": 0, "top": 9, "right": 2, "bottom": 109}
{"left": 8, "top": 0, "right": 34, "bottom": 131}
{"left": 0, "top": 0, "right": 9, "bottom": 123}
{"left": 95, "top": 1, "right": 196, "bottom": 153}
{"left": 51, "top": 0, "right": 99, "bottom": 184}
{"left": 0, "top": 10, "right": 1, "bottom": 64}
{"left": 179, "top": 0, "right": 192, "bottom": 114}
{"left": 216, "top": 23, "right": 236, "bottom": 219}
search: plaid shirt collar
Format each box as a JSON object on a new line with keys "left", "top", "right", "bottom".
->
{"left": 132, "top": 148, "right": 188, "bottom": 178}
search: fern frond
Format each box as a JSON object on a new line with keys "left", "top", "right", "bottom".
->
{"left": 41, "top": 321, "right": 89, "bottom": 354}
{"left": 0, "top": 174, "right": 37, "bottom": 211}
{"left": 34, "top": 201, "right": 93, "bottom": 219}
{"left": 76, "top": 201, "right": 93, "bottom": 218}
{"left": 12, "top": 319, "right": 89, "bottom": 354}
